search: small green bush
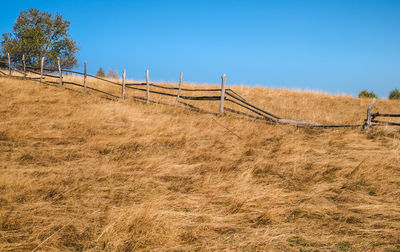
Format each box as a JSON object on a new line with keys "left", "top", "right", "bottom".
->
{"left": 338, "top": 241, "right": 351, "bottom": 251}
{"left": 358, "top": 90, "right": 377, "bottom": 98}
{"left": 389, "top": 88, "right": 400, "bottom": 100}
{"left": 96, "top": 67, "right": 105, "bottom": 78}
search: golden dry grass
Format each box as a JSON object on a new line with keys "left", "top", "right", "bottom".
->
{"left": 0, "top": 75, "right": 400, "bottom": 251}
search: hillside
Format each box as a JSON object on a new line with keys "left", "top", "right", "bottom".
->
{"left": 0, "top": 77, "right": 399, "bottom": 251}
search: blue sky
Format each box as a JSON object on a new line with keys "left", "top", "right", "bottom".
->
{"left": 1, "top": 0, "right": 399, "bottom": 97}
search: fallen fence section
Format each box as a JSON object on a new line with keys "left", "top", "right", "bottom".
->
{"left": 0, "top": 57, "right": 399, "bottom": 130}
{"left": 278, "top": 119, "right": 320, "bottom": 126}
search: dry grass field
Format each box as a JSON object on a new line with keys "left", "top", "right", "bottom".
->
{"left": 0, "top": 75, "right": 399, "bottom": 251}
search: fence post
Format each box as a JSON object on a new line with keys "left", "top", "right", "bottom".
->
{"left": 84, "top": 61, "right": 87, "bottom": 93}
{"left": 175, "top": 72, "right": 183, "bottom": 106}
{"left": 57, "top": 57, "right": 63, "bottom": 87}
{"left": 363, "top": 98, "right": 376, "bottom": 131}
{"left": 146, "top": 69, "right": 150, "bottom": 104}
{"left": 219, "top": 74, "right": 226, "bottom": 115}
{"left": 40, "top": 57, "right": 44, "bottom": 84}
{"left": 122, "top": 69, "right": 126, "bottom": 99}
{"left": 7, "top": 53, "right": 11, "bottom": 76}
{"left": 22, "top": 54, "right": 26, "bottom": 78}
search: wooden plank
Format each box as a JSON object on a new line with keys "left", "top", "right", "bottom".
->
{"left": 57, "top": 57, "right": 63, "bottom": 87}
{"left": 372, "top": 120, "right": 400, "bottom": 127}
{"left": 225, "top": 92, "right": 280, "bottom": 120}
{"left": 363, "top": 98, "right": 376, "bottom": 130}
{"left": 7, "top": 53, "right": 11, "bottom": 76}
{"left": 278, "top": 118, "right": 320, "bottom": 126}
{"left": 84, "top": 61, "right": 87, "bottom": 93}
{"left": 146, "top": 69, "right": 150, "bottom": 104}
{"left": 85, "top": 73, "right": 121, "bottom": 86}
{"left": 373, "top": 113, "right": 400, "bottom": 118}
{"left": 219, "top": 74, "right": 226, "bottom": 115}
{"left": 122, "top": 69, "right": 126, "bottom": 99}
{"left": 40, "top": 57, "right": 44, "bottom": 84}
{"left": 22, "top": 54, "right": 26, "bottom": 78}
{"left": 175, "top": 72, "right": 183, "bottom": 106}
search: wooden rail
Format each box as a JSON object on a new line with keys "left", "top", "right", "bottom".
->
{"left": 370, "top": 111, "right": 400, "bottom": 127}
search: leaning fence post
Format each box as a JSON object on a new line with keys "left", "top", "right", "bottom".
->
{"left": 57, "top": 57, "right": 63, "bottom": 87}
{"left": 40, "top": 57, "right": 44, "bottom": 84}
{"left": 363, "top": 98, "right": 376, "bottom": 131}
{"left": 175, "top": 72, "right": 183, "bottom": 106}
{"left": 84, "top": 61, "right": 87, "bottom": 93}
{"left": 7, "top": 53, "right": 11, "bottom": 76}
{"left": 146, "top": 69, "right": 150, "bottom": 104}
{"left": 22, "top": 54, "right": 26, "bottom": 78}
{"left": 219, "top": 74, "right": 226, "bottom": 115}
{"left": 122, "top": 69, "right": 126, "bottom": 99}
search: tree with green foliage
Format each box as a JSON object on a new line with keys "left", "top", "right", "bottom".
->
{"left": 0, "top": 8, "right": 78, "bottom": 69}
{"left": 96, "top": 67, "right": 105, "bottom": 78}
{"left": 358, "top": 90, "right": 377, "bottom": 99}
{"left": 388, "top": 88, "right": 400, "bottom": 100}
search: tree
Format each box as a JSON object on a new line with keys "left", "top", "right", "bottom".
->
{"left": 358, "top": 90, "right": 377, "bottom": 99}
{"left": 96, "top": 67, "right": 105, "bottom": 78}
{"left": 107, "top": 69, "right": 118, "bottom": 79}
{"left": 0, "top": 8, "right": 78, "bottom": 70}
{"left": 389, "top": 88, "right": 400, "bottom": 100}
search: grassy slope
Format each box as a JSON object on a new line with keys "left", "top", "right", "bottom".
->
{"left": 0, "top": 77, "right": 399, "bottom": 251}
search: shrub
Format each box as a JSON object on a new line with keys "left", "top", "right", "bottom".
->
{"left": 107, "top": 69, "right": 119, "bottom": 79}
{"left": 96, "top": 67, "right": 105, "bottom": 78}
{"left": 389, "top": 88, "right": 400, "bottom": 100}
{"left": 358, "top": 90, "right": 377, "bottom": 99}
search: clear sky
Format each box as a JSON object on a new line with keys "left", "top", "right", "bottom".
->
{"left": 1, "top": 0, "right": 399, "bottom": 97}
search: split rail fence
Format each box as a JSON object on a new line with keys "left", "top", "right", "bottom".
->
{"left": 0, "top": 53, "right": 399, "bottom": 130}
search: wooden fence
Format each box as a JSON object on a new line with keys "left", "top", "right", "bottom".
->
{"left": 361, "top": 98, "right": 400, "bottom": 130}
{"left": 0, "top": 54, "right": 282, "bottom": 123}
{"left": 0, "top": 54, "right": 399, "bottom": 130}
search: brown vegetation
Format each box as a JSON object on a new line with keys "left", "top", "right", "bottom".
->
{"left": 0, "top": 76, "right": 399, "bottom": 251}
